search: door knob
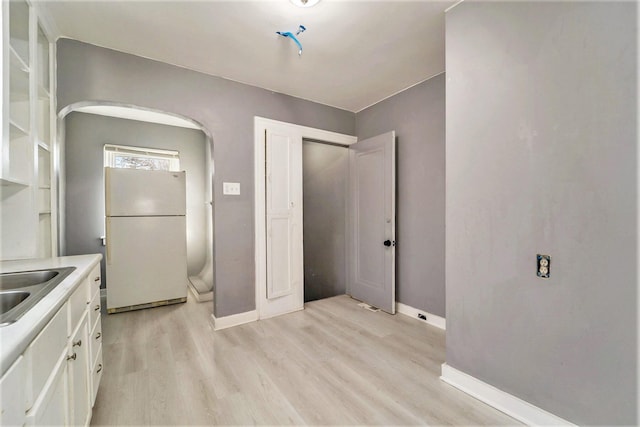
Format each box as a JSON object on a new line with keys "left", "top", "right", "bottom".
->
{"left": 384, "top": 240, "right": 395, "bottom": 247}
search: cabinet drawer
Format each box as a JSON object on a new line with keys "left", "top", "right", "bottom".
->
{"left": 69, "top": 278, "right": 89, "bottom": 333}
{"left": 89, "top": 263, "right": 102, "bottom": 289}
{"left": 90, "top": 348, "right": 103, "bottom": 408}
{"left": 89, "top": 316, "right": 102, "bottom": 368}
{"left": 89, "top": 289, "right": 101, "bottom": 331}
{"left": 0, "top": 356, "right": 25, "bottom": 427}
{"left": 24, "top": 302, "right": 68, "bottom": 409}
{"left": 89, "top": 263, "right": 101, "bottom": 297}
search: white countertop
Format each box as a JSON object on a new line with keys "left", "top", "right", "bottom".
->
{"left": 0, "top": 254, "right": 102, "bottom": 376}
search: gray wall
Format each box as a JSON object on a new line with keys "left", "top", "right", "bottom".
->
{"left": 63, "top": 112, "right": 208, "bottom": 287}
{"left": 356, "top": 74, "right": 446, "bottom": 317}
{"left": 303, "top": 141, "right": 348, "bottom": 302}
{"left": 57, "top": 39, "right": 354, "bottom": 317}
{"left": 446, "top": 2, "right": 637, "bottom": 425}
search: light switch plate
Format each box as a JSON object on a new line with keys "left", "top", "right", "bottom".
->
{"left": 223, "top": 182, "right": 241, "bottom": 195}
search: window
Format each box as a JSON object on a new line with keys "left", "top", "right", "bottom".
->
{"left": 104, "top": 144, "right": 180, "bottom": 171}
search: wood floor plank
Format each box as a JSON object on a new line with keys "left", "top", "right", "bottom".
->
{"left": 91, "top": 294, "right": 520, "bottom": 426}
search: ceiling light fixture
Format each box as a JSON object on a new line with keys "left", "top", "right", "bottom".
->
{"left": 290, "top": 0, "right": 321, "bottom": 8}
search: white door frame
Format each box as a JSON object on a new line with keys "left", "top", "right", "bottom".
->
{"left": 254, "top": 117, "right": 357, "bottom": 319}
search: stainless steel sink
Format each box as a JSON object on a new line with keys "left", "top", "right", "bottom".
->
{"left": 0, "top": 267, "right": 76, "bottom": 326}
{"left": 0, "top": 270, "right": 59, "bottom": 290}
{"left": 0, "top": 291, "right": 30, "bottom": 314}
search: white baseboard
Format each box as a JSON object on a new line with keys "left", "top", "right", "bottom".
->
{"left": 258, "top": 306, "right": 304, "bottom": 320}
{"left": 396, "top": 302, "right": 446, "bottom": 330}
{"left": 187, "top": 281, "right": 214, "bottom": 302}
{"left": 211, "top": 310, "right": 258, "bottom": 331}
{"left": 440, "top": 364, "right": 576, "bottom": 426}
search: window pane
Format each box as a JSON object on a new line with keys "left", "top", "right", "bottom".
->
{"left": 113, "top": 155, "right": 172, "bottom": 171}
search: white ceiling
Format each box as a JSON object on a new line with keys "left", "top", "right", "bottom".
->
{"left": 40, "top": 0, "right": 454, "bottom": 112}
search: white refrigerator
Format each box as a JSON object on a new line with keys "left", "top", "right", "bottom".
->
{"left": 105, "top": 167, "right": 188, "bottom": 313}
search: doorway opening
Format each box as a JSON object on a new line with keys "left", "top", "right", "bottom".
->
{"left": 302, "top": 140, "right": 349, "bottom": 303}
{"left": 57, "top": 102, "right": 215, "bottom": 304}
{"left": 254, "top": 117, "right": 396, "bottom": 321}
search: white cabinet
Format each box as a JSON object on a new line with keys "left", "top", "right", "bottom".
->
{"left": 67, "top": 314, "right": 90, "bottom": 427}
{"left": 25, "top": 353, "right": 67, "bottom": 426}
{"left": 24, "top": 302, "right": 67, "bottom": 409}
{"left": 0, "top": 356, "right": 26, "bottom": 426}
{"left": 1, "top": 0, "right": 56, "bottom": 261}
{"left": 0, "top": 261, "right": 103, "bottom": 426}
{"left": 87, "top": 263, "right": 102, "bottom": 408}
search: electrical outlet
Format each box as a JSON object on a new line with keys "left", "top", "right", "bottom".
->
{"left": 537, "top": 254, "right": 550, "bottom": 278}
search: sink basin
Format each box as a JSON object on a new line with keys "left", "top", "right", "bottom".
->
{"left": 0, "top": 270, "right": 59, "bottom": 290}
{"left": 0, "top": 267, "right": 76, "bottom": 326}
{"left": 0, "top": 291, "right": 30, "bottom": 314}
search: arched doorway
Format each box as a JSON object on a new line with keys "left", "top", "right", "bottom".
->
{"left": 57, "top": 102, "right": 215, "bottom": 301}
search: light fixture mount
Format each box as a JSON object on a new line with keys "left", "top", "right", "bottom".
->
{"left": 290, "top": 0, "right": 321, "bottom": 8}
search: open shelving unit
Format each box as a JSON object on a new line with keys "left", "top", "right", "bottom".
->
{"left": 1, "top": 0, "right": 56, "bottom": 259}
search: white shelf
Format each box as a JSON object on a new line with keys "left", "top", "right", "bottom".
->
{"left": 9, "top": 46, "right": 29, "bottom": 72}
{"left": 2, "top": 0, "right": 55, "bottom": 260}
{"left": 0, "top": 177, "right": 30, "bottom": 187}
{"left": 9, "top": 120, "right": 28, "bottom": 138}
{"left": 36, "top": 140, "right": 50, "bottom": 152}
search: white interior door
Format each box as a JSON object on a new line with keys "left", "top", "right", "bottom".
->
{"left": 262, "top": 125, "right": 304, "bottom": 318}
{"left": 348, "top": 131, "right": 396, "bottom": 313}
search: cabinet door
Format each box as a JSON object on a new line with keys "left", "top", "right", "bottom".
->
{"left": 90, "top": 348, "right": 103, "bottom": 408}
{"left": 24, "top": 301, "right": 67, "bottom": 409}
{"left": 68, "top": 315, "right": 90, "bottom": 427}
{"left": 25, "top": 353, "right": 67, "bottom": 426}
{"left": 0, "top": 356, "right": 26, "bottom": 426}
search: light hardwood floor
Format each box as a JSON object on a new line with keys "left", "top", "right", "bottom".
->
{"left": 91, "top": 295, "right": 519, "bottom": 426}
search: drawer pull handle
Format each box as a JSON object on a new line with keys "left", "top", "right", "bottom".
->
{"left": 95, "top": 332, "right": 101, "bottom": 340}
{"left": 73, "top": 339, "right": 82, "bottom": 347}
{"left": 96, "top": 364, "right": 103, "bottom": 373}
{"left": 67, "top": 353, "right": 77, "bottom": 361}
{"left": 94, "top": 276, "right": 100, "bottom": 282}
{"left": 94, "top": 305, "right": 100, "bottom": 311}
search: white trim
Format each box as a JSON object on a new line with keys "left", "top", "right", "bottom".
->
{"left": 440, "top": 364, "right": 576, "bottom": 426}
{"left": 258, "top": 306, "right": 304, "bottom": 321}
{"left": 396, "top": 302, "right": 446, "bottom": 330}
{"left": 254, "top": 117, "right": 356, "bottom": 320}
{"left": 187, "top": 280, "right": 213, "bottom": 302}
{"left": 74, "top": 105, "right": 200, "bottom": 130}
{"left": 255, "top": 117, "right": 357, "bottom": 146}
{"left": 210, "top": 310, "right": 258, "bottom": 331}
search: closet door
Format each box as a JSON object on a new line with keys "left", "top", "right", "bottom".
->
{"left": 262, "top": 124, "right": 303, "bottom": 318}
